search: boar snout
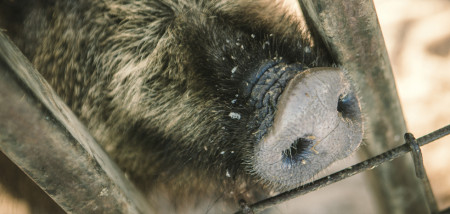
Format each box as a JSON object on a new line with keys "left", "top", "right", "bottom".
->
{"left": 253, "top": 67, "right": 363, "bottom": 189}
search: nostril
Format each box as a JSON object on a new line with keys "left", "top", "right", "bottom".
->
{"left": 253, "top": 68, "right": 364, "bottom": 188}
{"left": 337, "top": 93, "right": 359, "bottom": 120}
{"left": 282, "top": 137, "right": 314, "bottom": 164}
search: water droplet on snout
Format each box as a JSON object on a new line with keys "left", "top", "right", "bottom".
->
{"left": 304, "top": 46, "right": 311, "bottom": 53}
{"left": 99, "top": 188, "right": 108, "bottom": 197}
{"left": 229, "top": 112, "right": 241, "bottom": 120}
{"left": 231, "top": 66, "right": 238, "bottom": 74}
{"left": 226, "top": 169, "right": 231, "bottom": 177}
{"left": 225, "top": 169, "right": 231, "bottom": 178}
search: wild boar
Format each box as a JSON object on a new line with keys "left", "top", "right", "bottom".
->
{"left": 0, "top": 0, "right": 363, "bottom": 212}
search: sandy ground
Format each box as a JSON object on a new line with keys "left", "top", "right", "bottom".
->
{"left": 1, "top": 0, "right": 449, "bottom": 213}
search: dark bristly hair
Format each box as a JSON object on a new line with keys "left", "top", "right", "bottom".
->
{"left": 1, "top": 0, "right": 333, "bottom": 212}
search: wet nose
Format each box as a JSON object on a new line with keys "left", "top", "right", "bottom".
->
{"left": 252, "top": 67, "right": 363, "bottom": 189}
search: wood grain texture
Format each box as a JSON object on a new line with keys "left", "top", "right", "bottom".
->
{"left": 297, "top": 0, "right": 428, "bottom": 213}
{"left": 0, "top": 32, "right": 152, "bottom": 214}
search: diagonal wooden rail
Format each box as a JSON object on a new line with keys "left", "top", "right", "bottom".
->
{"left": 0, "top": 32, "right": 152, "bottom": 214}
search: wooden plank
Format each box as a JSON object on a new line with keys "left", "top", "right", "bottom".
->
{"left": 0, "top": 32, "right": 152, "bottom": 214}
{"left": 296, "top": 0, "right": 428, "bottom": 213}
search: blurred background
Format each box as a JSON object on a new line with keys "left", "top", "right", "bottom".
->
{"left": 276, "top": 0, "right": 450, "bottom": 213}
{"left": 378, "top": 0, "right": 450, "bottom": 210}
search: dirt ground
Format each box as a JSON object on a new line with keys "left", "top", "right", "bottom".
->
{"left": 1, "top": 0, "right": 449, "bottom": 213}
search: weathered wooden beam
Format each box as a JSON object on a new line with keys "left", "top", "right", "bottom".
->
{"left": 0, "top": 32, "right": 152, "bottom": 213}
{"left": 297, "top": 0, "right": 428, "bottom": 213}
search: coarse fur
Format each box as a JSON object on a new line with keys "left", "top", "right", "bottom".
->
{"left": 0, "top": 0, "right": 333, "bottom": 212}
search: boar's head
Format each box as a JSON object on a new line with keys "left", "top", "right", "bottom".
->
{"left": 2, "top": 0, "right": 364, "bottom": 210}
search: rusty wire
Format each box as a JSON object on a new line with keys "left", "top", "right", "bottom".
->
{"left": 235, "top": 124, "right": 450, "bottom": 214}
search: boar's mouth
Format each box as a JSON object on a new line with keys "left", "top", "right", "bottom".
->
{"left": 251, "top": 67, "right": 363, "bottom": 190}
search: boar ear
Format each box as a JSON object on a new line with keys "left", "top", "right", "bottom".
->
{"left": 252, "top": 67, "right": 363, "bottom": 189}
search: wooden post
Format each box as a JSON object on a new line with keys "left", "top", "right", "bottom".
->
{"left": 0, "top": 32, "right": 152, "bottom": 214}
{"left": 297, "top": 0, "right": 429, "bottom": 213}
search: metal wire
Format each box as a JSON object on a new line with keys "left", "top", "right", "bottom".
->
{"left": 235, "top": 124, "right": 450, "bottom": 214}
{"left": 405, "top": 133, "right": 438, "bottom": 213}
